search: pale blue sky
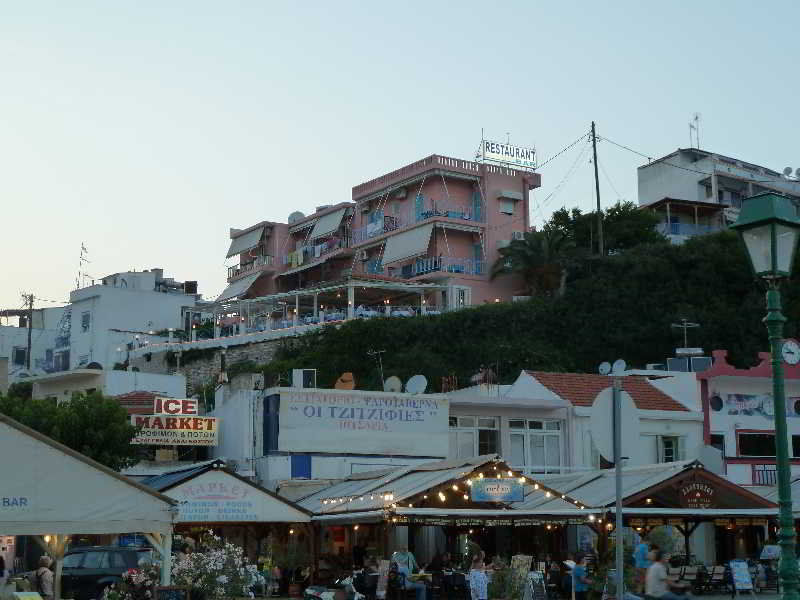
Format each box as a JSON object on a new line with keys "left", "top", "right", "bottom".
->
{"left": 1, "top": 1, "right": 798, "bottom": 308}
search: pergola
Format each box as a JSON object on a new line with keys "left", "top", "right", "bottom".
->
{"left": 0, "top": 414, "right": 177, "bottom": 599}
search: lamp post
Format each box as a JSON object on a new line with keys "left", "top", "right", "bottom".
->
{"left": 731, "top": 192, "right": 800, "bottom": 600}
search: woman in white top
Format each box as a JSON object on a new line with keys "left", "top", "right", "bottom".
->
{"left": 469, "top": 552, "right": 488, "bottom": 600}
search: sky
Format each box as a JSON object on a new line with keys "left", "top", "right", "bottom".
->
{"left": 1, "top": 1, "right": 799, "bottom": 309}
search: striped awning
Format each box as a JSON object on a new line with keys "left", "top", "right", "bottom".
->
{"left": 216, "top": 272, "right": 264, "bottom": 302}
{"left": 310, "top": 207, "right": 347, "bottom": 240}
{"left": 226, "top": 227, "right": 264, "bottom": 258}
{"left": 381, "top": 224, "right": 434, "bottom": 265}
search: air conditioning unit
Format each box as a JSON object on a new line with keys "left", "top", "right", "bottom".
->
{"left": 511, "top": 231, "right": 524, "bottom": 241}
{"left": 646, "top": 363, "right": 666, "bottom": 371}
{"left": 292, "top": 368, "right": 317, "bottom": 389}
{"left": 358, "top": 250, "right": 369, "bottom": 261}
{"left": 360, "top": 203, "right": 371, "bottom": 213}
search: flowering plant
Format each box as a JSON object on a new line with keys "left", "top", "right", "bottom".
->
{"left": 103, "top": 564, "right": 161, "bottom": 600}
{"left": 171, "top": 531, "right": 265, "bottom": 599}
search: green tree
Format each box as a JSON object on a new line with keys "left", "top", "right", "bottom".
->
{"left": 0, "top": 391, "right": 141, "bottom": 471}
{"left": 491, "top": 227, "right": 576, "bottom": 296}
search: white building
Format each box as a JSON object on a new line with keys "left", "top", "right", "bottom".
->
{"left": 29, "top": 368, "right": 186, "bottom": 401}
{"left": 638, "top": 148, "right": 800, "bottom": 244}
{"left": 210, "top": 370, "right": 705, "bottom": 491}
{"left": 63, "top": 268, "right": 200, "bottom": 370}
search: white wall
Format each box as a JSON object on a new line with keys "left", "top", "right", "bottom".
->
{"left": 68, "top": 285, "right": 193, "bottom": 369}
{"left": 638, "top": 156, "right": 704, "bottom": 205}
{"left": 104, "top": 370, "right": 186, "bottom": 398}
{"left": 0, "top": 325, "right": 59, "bottom": 380}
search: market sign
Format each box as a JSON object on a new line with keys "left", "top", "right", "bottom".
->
{"left": 470, "top": 478, "right": 524, "bottom": 503}
{"left": 481, "top": 140, "right": 536, "bottom": 169}
{"left": 153, "top": 397, "right": 198, "bottom": 416}
{"left": 278, "top": 389, "right": 448, "bottom": 456}
{"left": 678, "top": 481, "right": 715, "bottom": 509}
{"left": 130, "top": 415, "right": 218, "bottom": 446}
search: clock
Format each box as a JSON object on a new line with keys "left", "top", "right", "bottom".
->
{"left": 782, "top": 339, "right": 800, "bottom": 365}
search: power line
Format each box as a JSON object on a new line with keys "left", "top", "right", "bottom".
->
{"left": 597, "top": 158, "right": 623, "bottom": 201}
{"left": 533, "top": 138, "right": 592, "bottom": 221}
{"left": 536, "top": 131, "right": 591, "bottom": 170}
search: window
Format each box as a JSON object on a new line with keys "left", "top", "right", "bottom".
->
{"left": 81, "top": 311, "right": 91, "bottom": 332}
{"left": 753, "top": 464, "right": 777, "bottom": 485}
{"left": 449, "top": 415, "right": 498, "bottom": 459}
{"left": 62, "top": 554, "right": 83, "bottom": 568}
{"left": 739, "top": 433, "right": 776, "bottom": 457}
{"left": 500, "top": 199, "right": 514, "bottom": 215}
{"left": 12, "top": 347, "right": 26, "bottom": 366}
{"left": 509, "top": 419, "right": 562, "bottom": 474}
{"left": 82, "top": 552, "right": 109, "bottom": 569}
{"left": 710, "top": 434, "right": 725, "bottom": 455}
{"left": 656, "top": 435, "right": 683, "bottom": 463}
{"left": 792, "top": 435, "right": 800, "bottom": 457}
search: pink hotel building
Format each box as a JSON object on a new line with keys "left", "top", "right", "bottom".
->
{"left": 217, "top": 154, "right": 541, "bottom": 328}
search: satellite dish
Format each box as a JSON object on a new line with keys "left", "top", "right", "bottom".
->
{"left": 589, "top": 387, "right": 640, "bottom": 462}
{"left": 612, "top": 359, "right": 627, "bottom": 374}
{"left": 796, "top": 168, "right": 800, "bottom": 179}
{"left": 288, "top": 211, "right": 305, "bottom": 224}
{"left": 384, "top": 376, "right": 402, "bottom": 393}
{"left": 405, "top": 374, "right": 428, "bottom": 394}
{"left": 598, "top": 362, "right": 611, "bottom": 376}
{"left": 784, "top": 167, "right": 794, "bottom": 177}
{"left": 335, "top": 372, "right": 356, "bottom": 390}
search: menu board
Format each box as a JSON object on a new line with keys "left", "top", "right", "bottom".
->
{"left": 730, "top": 560, "right": 753, "bottom": 591}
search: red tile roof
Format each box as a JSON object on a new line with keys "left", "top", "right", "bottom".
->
{"left": 527, "top": 371, "right": 688, "bottom": 412}
{"left": 115, "top": 391, "right": 157, "bottom": 415}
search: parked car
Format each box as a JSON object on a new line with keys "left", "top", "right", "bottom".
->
{"left": 61, "top": 546, "right": 154, "bottom": 600}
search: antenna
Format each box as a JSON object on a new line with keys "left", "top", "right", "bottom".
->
{"left": 671, "top": 318, "right": 700, "bottom": 349}
{"left": 75, "top": 243, "right": 90, "bottom": 289}
{"left": 367, "top": 349, "right": 386, "bottom": 388}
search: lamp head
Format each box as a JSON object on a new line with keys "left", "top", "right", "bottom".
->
{"left": 731, "top": 193, "right": 800, "bottom": 280}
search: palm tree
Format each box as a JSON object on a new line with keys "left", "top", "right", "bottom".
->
{"left": 490, "top": 227, "right": 576, "bottom": 297}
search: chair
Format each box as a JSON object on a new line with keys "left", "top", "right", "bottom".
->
{"left": 668, "top": 567, "right": 683, "bottom": 579}
{"left": 705, "top": 566, "right": 729, "bottom": 594}
{"left": 680, "top": 566, "right": 699, "bottom": 593}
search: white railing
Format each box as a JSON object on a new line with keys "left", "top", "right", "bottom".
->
{"left": 227, "top": 255, "right": 274, "bottom": 280}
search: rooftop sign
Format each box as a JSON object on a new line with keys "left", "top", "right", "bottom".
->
{"left": 481, "top": 140, "right": 536, "bottom": 169}
{"left": 470, "top": 478, "right": 524, "bottom": 503}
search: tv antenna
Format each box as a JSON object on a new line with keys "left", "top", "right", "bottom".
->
{"left": 367, "top": 349, "right": 386, "bottom": 387}
{"left": 75, "top": 243, "right": 91, "bottom": 289}
{"left": 689, "top": 113, "right": 701, "bottom": 149}
{"left": 671, "top": 318, "right": 700, "bottom": 348}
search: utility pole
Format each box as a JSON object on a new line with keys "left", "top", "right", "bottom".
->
{"left": 22, "top": 293, "right": 34, "bottom": 370}
{"left": 591, "top": 121, "right": 604, "bottom": 256}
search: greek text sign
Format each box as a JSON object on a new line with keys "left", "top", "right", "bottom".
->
{"left": 482, "top": 140, "right": 536, "bottom": 169}
{"left": 278, "top": 390, "right": 448, "bottom": 456}
{"left": 167, "top": 470, "right": 308, "bottom": 523}
{"left": 131, "top": 415, "right": 218, "bottom": 446}
{"left": 679, "top": 481, "right": 715, "bottom": 509}
{"left": 470, "top": 478, "right": 524, "bottom": 503}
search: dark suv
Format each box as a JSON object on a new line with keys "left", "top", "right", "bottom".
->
{"left": 61, "top": 546, "right": 155, "bottom": 600}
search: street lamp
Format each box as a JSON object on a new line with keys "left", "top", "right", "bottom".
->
{"left": 731, "top": 192, "right": 800, "bottom": 600}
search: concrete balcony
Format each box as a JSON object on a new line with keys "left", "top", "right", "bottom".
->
{"left": 227, "top": 255, "right": 275, "bottom": 282}
{"left": 375, "top": 256, "right": 486, "bottom": 279}
{"left": 352, "top": 203, "right": 485, "bottom": 245}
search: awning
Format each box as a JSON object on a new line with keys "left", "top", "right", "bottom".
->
{"left": 310, "top": 207, "right": 347, "bottom": 240}
{"left": 381, "top": 223, "right": 434, "bottom": 265}
{"left": 279, "top": 256, "right": 330, "bottom": 277}
{"left": 226, "top": 227, "right": 264, "bottom": 258}
{"left": 289, "top": 219, "right": 317, "bottom": 234}
{"left": 217, "top": 272, "right": 264, "bottom": 302}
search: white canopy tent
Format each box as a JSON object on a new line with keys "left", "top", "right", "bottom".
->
{"left": 0, "top": 415, "right": 177, "bottom": 598}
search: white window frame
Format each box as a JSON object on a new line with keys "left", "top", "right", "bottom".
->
{"left": 509, "top": 419, "right": 563, "bottom": 474}
{"left": 653, "top": 434, "right": 685, "bottom": 463}
{"left": 448, "top": 415, "right": 499, "bottom": 459}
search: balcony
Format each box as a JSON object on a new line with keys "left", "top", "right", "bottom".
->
{"left": 281, "top": 236, "right": 350, "bottom": 267}
{"left": 391, "top": 256, "right": 485, "bottom": 279}
{"left": 352, "top": 201, "right": 485, "bottom": 245}
{"left": 657, "top": 222, "right": 722, "bottom": 238}
{"left": 227, "top": 255, "right": 275, "bottom": 281}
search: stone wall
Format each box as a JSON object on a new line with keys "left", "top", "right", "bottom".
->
{"left": 130, "top": 338, "right": 282, "bottom": 395}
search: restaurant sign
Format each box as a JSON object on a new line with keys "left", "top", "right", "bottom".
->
{"left": 679, "top": 481, "right": 715, "bottom": 509}
{"left": 471, "top": 478, "right": 524, "bottom": 503}
{"left": 481, "top": 140, "right": 536, "bottom": 169}
{"left": 131, "top": 415, "right": 219, "bottom": 446}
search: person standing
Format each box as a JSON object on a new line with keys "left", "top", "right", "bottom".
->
{"left": 33, "top": 556, "right": 54, "bottom": 600}
{"left": 469, "top": 552, "right": 488, "bottom": 600}
{"left": 634, "top": 539, "right": 652, "bottom": 594}
{"left": 391, "top": 547, "right": 426, "bottom": 600}
{"left": 572, "top": 553, "right": 590, "bottom": 600}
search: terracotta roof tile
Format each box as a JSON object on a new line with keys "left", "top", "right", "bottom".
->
{"left": 526, "top": 371, "right": 688, "bottom": 412}
{"left": 114, "top": 391, "right": 158, "bottom": 415}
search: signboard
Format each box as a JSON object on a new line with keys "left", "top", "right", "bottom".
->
{"left": 730, "top": 559, "right": 754, "bottom": 591}
{"left": 724, "top": 393, "right": 800, "bottom": 418}
{"left": 761, "top": 545, "right": 780, "bottom": 560}
{"left": 154, "top": 397, "right": 198, "bottom": 416}
{"left": 481, "top": 140, "right": 536, "bottom": 169}
{"left": 278, "top": 390, "right": 448, "bottom": 456}
{"left": 167, "top": 470, "right": 308, "bottom": 523}
{"left": 471, "top": 478, "right": 524, "bottom": 503}
{"left": 679, "top": 481, "right": 715, "bottom": 509}
{"left": 131, "top": 415, "right": 218, "bottom": 446}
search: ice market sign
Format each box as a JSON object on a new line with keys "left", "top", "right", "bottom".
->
{"left": 131, "top": 415, "right": 218, "bottom": 446}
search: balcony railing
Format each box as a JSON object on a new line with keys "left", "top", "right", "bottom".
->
{"left": 389, "top": 256, "right": 485, "bottom": 279}
{"left": 352, "top": 201, "right": 485, "bottom": 245}
{"left": 282, "top": 236, "right": 350, "bottom": 267}
{"left": 227, "top": 255, "right": 274, "bottom": 280}
{"left": 657, "top": 223, "right": 721, "bottom": 237}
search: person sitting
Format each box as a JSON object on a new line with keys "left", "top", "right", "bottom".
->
{"left": 646, "top": 550, "right": 686, "bottom": 600}
{"left": 390, "top": 547, "right": 427, "bottom": 600}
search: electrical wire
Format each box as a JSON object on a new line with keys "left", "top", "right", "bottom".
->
{"left": 536, "top": 131, "right": 591, "bottom": 170}
{"left": 532, "top": 139, "right": 592, "bottom": 221}
{"left": 597, "top": 158, "right": 623, "bottom": 201}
